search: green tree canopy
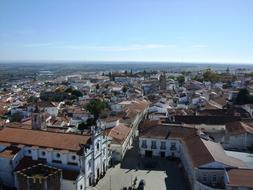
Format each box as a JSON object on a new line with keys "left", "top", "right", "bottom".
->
{"left": 203, "top": 70, "right": 220, "bottom": 82}
{"left": 27, "top": 96, "right": 39, "bottom": 103}
{"left": 176, "top": 75, "right": 185, "bottom": 86}
{"left": 235, "top": 88, "right": 253, "bottom": 105}
{"left": 77, "top": 118, "right": 96, "bottom": 131}
{"left": 85, "top": 99, "right": 107, "bottom": 119}
{"left": 122, "top": 85, "right": 128, "bottom": 93}
{"left": 71, "top": 89, "right": 83, "bottom": 97}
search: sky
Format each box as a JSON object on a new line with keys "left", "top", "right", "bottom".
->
{"left": 0, "top": 0, "right": 253, "bottom": 63}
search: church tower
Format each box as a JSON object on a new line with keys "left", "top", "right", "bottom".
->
{"left": 32, "top": 106, "right": 45, "bottom": 130}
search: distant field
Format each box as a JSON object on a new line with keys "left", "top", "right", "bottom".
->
{"left": 1, "top": 61, "right": 253, "bottom": 84}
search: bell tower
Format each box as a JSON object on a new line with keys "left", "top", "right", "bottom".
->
{"left": 32, "top": 106, "right": 45, "bottom": 130}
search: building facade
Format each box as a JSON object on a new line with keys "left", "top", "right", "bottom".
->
{"left": 0, "top": 126, "right": 111, "bottom": 190}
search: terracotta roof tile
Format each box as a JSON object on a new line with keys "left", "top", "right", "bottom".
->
{"left": 106, "top": 124, "right": 131, "bottom": 144}
{"left": 226, "top": 121, "right": 253, "bottom": 135}
{"left": 227, "top": 169, "right": 253, "bottom": 188}
{"left": 0, "top": 146, "right": 20, "bottom": 158}
{"left": 0, "top": 127, "right": 90, "bottom": 152}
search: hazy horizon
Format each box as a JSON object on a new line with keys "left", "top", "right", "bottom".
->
{"left": 0, "top": 60, "right": 253, "bottom": 66}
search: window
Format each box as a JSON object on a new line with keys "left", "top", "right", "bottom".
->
{"left": 52, "top": 160, "right": 62, "bottom": 164}
{"left": 80, "top": 185, "right": 83, "bottom": 190}
{"left": 212, "top": 175, "right": 217, "bottom": 182}
{"left": 170, "top": 142, "right": 176, "bottom": 151}
{"left": 88, "top": 160, "right": 91, "bottom": 169}
{"left": 56, "top": 153, "right": 61, "bottom": 158}
{"left": 141, "top": 140, "right": 147, "bottom": 148}
{"left": 160, "top": 142, "right": 166, "bottom": 150}
{"left": 28, "top": 149, "right": 32, "bottom": 154}
{"left": 151, "top": 141, "right": 157, "bottom": 149}
{"left": 68, "top": 162, "right": 78, "bottom": 166}
{"left": 96, "top": 143, "right": 99, "bottom": 151}
{"left": 34, "top": 115, "right": 37, "bottom": 123}
{"left": 203, "top": 175, "right": 207, "bottom": 182}
{"left": 72, "top": 155, "right": 76, "bottom": 160}
{"left": 42, "top": 151, "right": 46, "bottom": 156}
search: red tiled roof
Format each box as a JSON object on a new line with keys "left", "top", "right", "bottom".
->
{"left": 0, "top": 127, "right": 90, "bottom": 152}
{"left": 0, "top": 146, "right": 20, "bottom": 159}
{"left": 106, "top": 124, "right": 131, "bottom": 144}
{"left": 226, "top": 121, "right": 253, "bottom": 135}
{"left": 227, "top": 169, "right": 253, "bottom": 188}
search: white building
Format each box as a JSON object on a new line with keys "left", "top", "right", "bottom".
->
{"left": 0, "top": 126, "right": 111, "bottom": 190}
{"left": 221, "top": 121, "right": 253, "bottom": 150}
{"left": 105, "top": 123, "right": 131, "bottom": 162}
{"left": 138, "top": 121, "right": 250, "bottom": 190}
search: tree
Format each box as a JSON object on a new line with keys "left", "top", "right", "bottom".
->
{"left": 85, "top": 99, "right": 107, "bottom": 119}
{"left": 78, "top": 122, "right": 88, "bottom": 131}
{"left": 78, "top": 118, "right": 96, "bottom": 131}
{"left": 235, "top": 88, "right": 253, "bottom": 105}
{"left": 71, "top": 90, "right": 83, "bottom": 98}
{"left": 176, "top": 75, "right": 185, "bottom": 86}
{"left": 96, "top": 84, "right": 100, "bottom": 90}
{"left": 27, "top": 96, "right": 38, "bottom": 103}
{"left": 65, "top": 87, "right": 73, "bottom": 93}
{"left": 193, "top": 76, "right": 203, "bottom": 82}
{"left": 122, "top": 85, "right": 128, "bottom": 93}
{"left": 203, "top": 69, "right": 220, "bottom": 82}
{"left": 168, "top": 75, "right": 175, "bottom": 80}
{"left": 247, "top": 72, "right": 253, "bottom": 78}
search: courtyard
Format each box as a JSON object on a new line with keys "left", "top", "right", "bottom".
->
{"left": 91, "top": 141, "right": 190, "bottom": 190}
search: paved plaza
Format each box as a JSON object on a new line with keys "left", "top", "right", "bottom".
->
{"left": 90, "top": 141, "right": 190, "bottom": 190}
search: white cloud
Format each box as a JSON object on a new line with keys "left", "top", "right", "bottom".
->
{"left": 22, "top": 42, "right": 176, "bottom": 52}
{"left": 58, "top": 43, "right": 176, "bottom": 52}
